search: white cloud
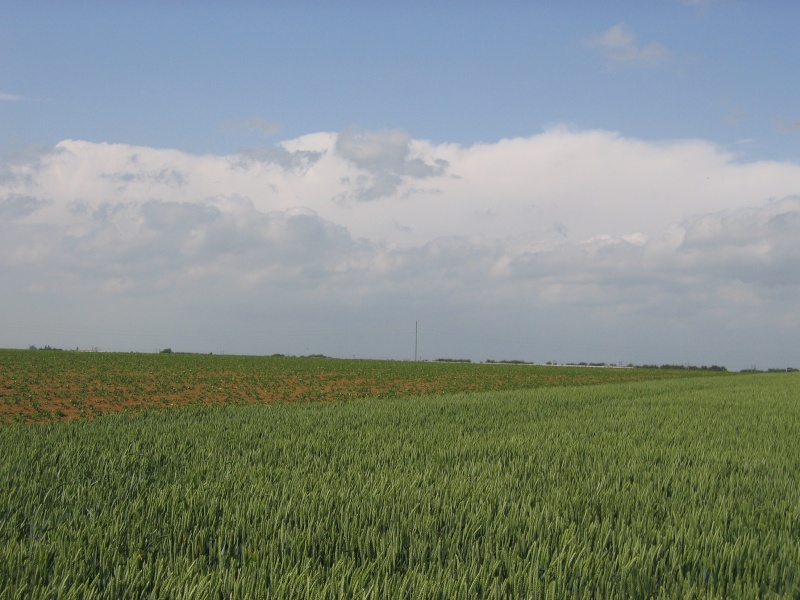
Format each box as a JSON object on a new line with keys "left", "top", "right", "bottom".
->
{"left": 2, "top": 128, "right": 799, "bottom": 367}
{"left": 334, "top": 128, "right": 448, "bottom": 202}
{"left": 0, "top": 92, "right": 23, "bottom": 101}
{"left": 585, "top": 23, "right": 669, "bottom": 66}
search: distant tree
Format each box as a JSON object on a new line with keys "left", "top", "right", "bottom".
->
{"left": 160, "top": 348, "right": 173, "bottom": 354}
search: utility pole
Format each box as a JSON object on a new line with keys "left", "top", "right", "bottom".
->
{"left": 414, "top": 321, "right": 418, "bottom": 362}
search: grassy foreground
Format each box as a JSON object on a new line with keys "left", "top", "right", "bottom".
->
{"left": 1, "top": 374, "right": 798, "bottom": 598}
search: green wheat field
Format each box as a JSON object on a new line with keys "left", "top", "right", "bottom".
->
{"left": 0, "top": 352, "right": 797, "bottom": 598}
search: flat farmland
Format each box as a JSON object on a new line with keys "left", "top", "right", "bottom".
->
{"left": 0, "top": 349, "right": 724, "bottom": 424}
{"left": 0, "top": 371, "right": 797, "bottom": 598}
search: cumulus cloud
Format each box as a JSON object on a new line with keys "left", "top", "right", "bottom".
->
{"left": 2, "top": 128, "right": 799, "bottom": 367}
{"left": 334, "top": 128, "right": 448, "bottom": 201}
{"left": 0, "top": 194, "right": 49, "bottom": 220}
{"left": 506, "top": 196, "right": 800, "bottom": 301}
{"left": 585, "top": 23, "right": 669, "bottom": 66}
{"left": 671, "top": 196, "right": 800, "bottom": 286}
{"left": 233, "top": 146, "right": 323, "bottom": 171}
{"left": 0, "top": 144, "right": 53, "bottom": 185}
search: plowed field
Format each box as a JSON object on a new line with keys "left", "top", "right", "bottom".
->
{"left": 0, "top": 349, "right": 729, "bottom": 424}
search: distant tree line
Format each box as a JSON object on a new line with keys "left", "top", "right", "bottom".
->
{"left": 28, "top": 345, "right": 99, "bottom": 352}
{"left": 637, "top": 364, "right": 728, "bottom": 372}
{"left": 22, "top": 345, "right": 796, "bottom": 373}
{"left": 485, "top": 359, "right": 534, "bottom": 365}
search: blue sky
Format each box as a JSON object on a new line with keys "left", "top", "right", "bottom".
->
{"left": 4, "top": 1, "right": 799, "bottom": 158}
{"left": 2, "top": 1, "right": 800, "bottom": 369}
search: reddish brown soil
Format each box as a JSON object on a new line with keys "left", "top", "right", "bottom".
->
{"left": 0, "top": 351, "right": 720, "bottom": 424}
{"left": 0, "top": 369, "right": 449, "bottom": 424}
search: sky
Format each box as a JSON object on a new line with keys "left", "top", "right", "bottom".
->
{"left": 1, "top": 1, "right": 799, "bottom": 370}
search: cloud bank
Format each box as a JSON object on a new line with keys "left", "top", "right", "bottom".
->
{"left": 2, "top": 128, "right": 799, "bottom": 368}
